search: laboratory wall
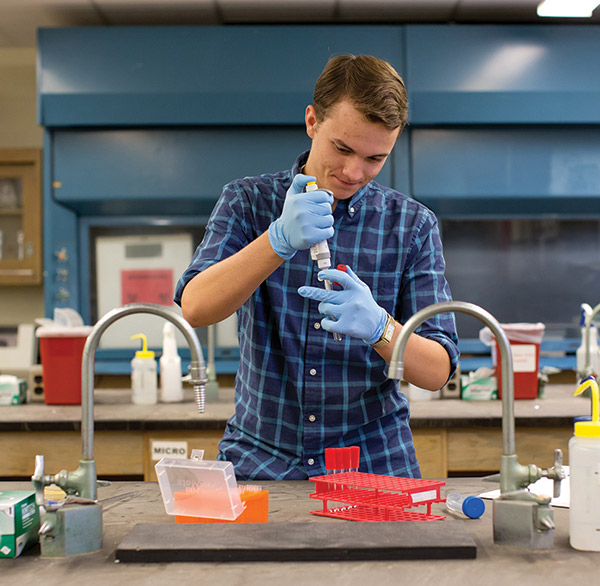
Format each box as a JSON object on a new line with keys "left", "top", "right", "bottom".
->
{"left": 0, "top": 48, "right": 44, "bottom": 325}
{"left": 5, "top": 24, "right": 600, "bottom": 345}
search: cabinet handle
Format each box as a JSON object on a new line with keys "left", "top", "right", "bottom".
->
{"left": 17, "top": 230, "right": 24, "bottom": 260}
{"left": 0, "top": 269, "right": 34, "bottom": 276}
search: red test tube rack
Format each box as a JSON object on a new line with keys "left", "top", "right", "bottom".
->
{"left": 311, "top": 446, "right": 446, "bottom": 522}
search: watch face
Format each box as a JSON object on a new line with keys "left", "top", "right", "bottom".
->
{"left": 372, "top": 315, "right": 395, "bottom": 348}
{"left": 384, "top": 317, "right": 395, "bottom": 340}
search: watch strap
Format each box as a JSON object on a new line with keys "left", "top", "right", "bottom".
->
{"left": 371, "top": 313, "right": 396, "bottom": 349}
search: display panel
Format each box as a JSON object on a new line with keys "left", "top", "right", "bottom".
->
{"left": 91, "top": 225, "right": 202, "bottom": 350}
{"left": 441, "top": 219, "right": 600, "bottom": 340}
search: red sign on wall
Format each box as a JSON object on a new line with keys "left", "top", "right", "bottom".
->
{"left": 121, "top": 269, "right": 174, "bottom": 306}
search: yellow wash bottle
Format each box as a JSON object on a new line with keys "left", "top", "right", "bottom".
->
{"left": 569, "top": 375, "right": 600, "bottom": 551}
{"left": 130, "top": 333, "right": 157, "bottom": 405}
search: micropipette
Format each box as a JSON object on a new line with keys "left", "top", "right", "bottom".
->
{"left": 306, "top": 181, "right": 333, "bottom": 275}
{"left": 305, "top": 181, "right": 342, "bottom": 342}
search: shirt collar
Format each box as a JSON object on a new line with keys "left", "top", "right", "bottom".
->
{"left": 292, "top": 150, "right": 310, "bottom": 176}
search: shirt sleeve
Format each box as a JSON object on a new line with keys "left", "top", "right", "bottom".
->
{"left": 174, "top": 181, "right": 251, "bottom": 306}
{"left": 399, "top": 209, "right": 460, "bottom": 377}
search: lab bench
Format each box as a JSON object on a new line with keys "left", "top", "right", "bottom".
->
{"left": 1, "top": 477, "right": 598, "bottom": 584}
{"left": 0, "top": 384, "right": 587, "bottom": 481}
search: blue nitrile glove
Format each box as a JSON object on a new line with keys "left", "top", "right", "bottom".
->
{"left": 298, "top": 265, "right": 388, "bottom": 344}
{"left": 268, "top": 173, "right": 335, "bottom": 260}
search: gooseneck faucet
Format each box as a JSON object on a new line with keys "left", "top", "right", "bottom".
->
{"left": 389, "top": 300, "right": 564, "bottom": 549}
{"left": 80, "top": 303, "right": 208, "bottom": 477}
{"left": 31, "top": 303, "right": 207, "bottom": 556}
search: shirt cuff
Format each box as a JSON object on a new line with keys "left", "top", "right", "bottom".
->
{"left": 363, "top": 307, "right": 389, "bottom": 345}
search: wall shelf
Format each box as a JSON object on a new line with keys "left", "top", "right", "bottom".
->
{"left": 0, "top": 149, "right": 42, "bottom": 285}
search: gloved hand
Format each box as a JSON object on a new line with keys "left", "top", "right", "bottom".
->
{"left": 298, "top": 265, "right": 388, "bottom": 344}
{"left": 268, "top": 173, "right": 334, "bottom": 260}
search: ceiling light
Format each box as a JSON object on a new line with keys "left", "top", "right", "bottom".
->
{"left": 537, "top": 0, "right": 600, "bottom": 17}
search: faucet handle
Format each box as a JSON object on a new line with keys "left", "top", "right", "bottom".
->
{"left": 31, "top": 455, "right": 47, "bottom": 506}
{"left": 554, "top": 448, "right": 563, "bottom": 467}
{"left": 554, "top": 449, "right": 565, "bottom": 498}
{"left": 550, "top": 449, "right": 565, "bottom": 499}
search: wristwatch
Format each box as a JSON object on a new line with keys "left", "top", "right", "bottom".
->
{"left": 371, "top": 313, "right": 396, "bottom": 349}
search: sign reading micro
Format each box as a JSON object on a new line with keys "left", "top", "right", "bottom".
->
{"left": 151, "top": 440, "right": 188, "bottom": 461}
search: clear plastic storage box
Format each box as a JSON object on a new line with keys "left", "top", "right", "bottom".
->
{"left": 155, "top": 458, "right": 244, "bottom": 520}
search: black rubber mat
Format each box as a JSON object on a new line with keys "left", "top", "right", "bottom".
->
{"left": 115, "top": 520, "right": 477, "bottom": 563}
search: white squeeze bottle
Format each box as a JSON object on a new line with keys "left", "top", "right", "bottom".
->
{"left": 130, "top": 333, "right": 158, "bottom": 405}
{"left": 160, "top": 322, "right": 184, "bottom": 403}
{"left": 576, "top": 306, "right": 599, "bottom": 379}
{"left": 569, "top": 375, "right": 600, "bottom": 551}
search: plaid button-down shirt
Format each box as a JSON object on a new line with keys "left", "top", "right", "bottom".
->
{"left": 175, "top": 151, "right": 458, "bottom": 480}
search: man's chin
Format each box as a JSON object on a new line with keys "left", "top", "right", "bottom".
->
{"left": 334, "top": 186, "right": 361, "bottom": 200}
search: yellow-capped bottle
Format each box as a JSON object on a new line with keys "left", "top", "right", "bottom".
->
{"left": 569, "top": 376, "right": 600, "bottom": 551}
{"left": 130, "top": 333, "right": 157, "bottom": 405}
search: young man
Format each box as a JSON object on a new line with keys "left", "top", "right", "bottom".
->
{"left": 175, "top": 54, "right": 459, "bottom": 480}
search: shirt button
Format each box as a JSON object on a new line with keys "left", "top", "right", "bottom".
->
{"left": 307, "top": 458, "right": 315, "bottom": 465}
{"left": 314, "top": 322, "right": 321, "bottom": 329}
{"left": 349, "top": 206, "right": 355, "bottom": 213}
{"left": 308, "top": 414, "right": 316, "bottom": 422}
{"left": 309, "top": 368, "right": 317, "bottom": 376}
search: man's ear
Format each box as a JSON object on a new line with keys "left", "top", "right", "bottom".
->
{"left": 305, "top": 105, "right": 318, "bottom": 139}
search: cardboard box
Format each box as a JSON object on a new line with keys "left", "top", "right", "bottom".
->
{"left": 0, "top": 491, "right": 39, "bottom": 558}
{"left": 461, "top": 373, "right": 498, "bottom": 401}
{"left": 0, "top": 375, "right": 27, "bottom": 405}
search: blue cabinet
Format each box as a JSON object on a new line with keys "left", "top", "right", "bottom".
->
{"left": 412, "top": 126, "right": 600, "bottom": 216}
{"left": 51, "top": 128, "right": 310, "bottom": 215}
{"left": 406, "top": 25, "right": 600, "bottom": 124}
{"left": 38, "top": 26, "right": 405, "bottom": 126}
{"left": 38, "top": 24, "right": 600, "bottom": 373}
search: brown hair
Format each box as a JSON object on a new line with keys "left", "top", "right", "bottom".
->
{"left": 313, "top": 54, "right": 408, "bottom": 133}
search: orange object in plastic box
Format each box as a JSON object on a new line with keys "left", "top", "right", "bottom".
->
{"left": 175, "top": 486, "right": 269, "bottom": 524}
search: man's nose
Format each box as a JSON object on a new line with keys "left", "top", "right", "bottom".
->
{"left": 343, "top": 156, "right": 364, "bottom": 182}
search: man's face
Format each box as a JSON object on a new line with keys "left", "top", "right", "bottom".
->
{"left": 303, "top": 99, "right": 400, "bottom": 202}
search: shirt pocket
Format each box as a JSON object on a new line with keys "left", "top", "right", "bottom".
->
{"left": 359, "top": 269, "right": 399, "bottom": 314}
